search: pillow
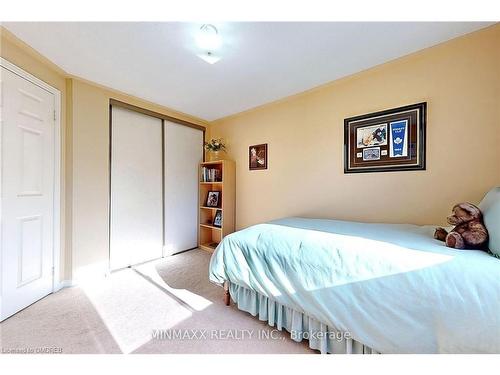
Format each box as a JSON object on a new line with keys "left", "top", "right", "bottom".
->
{"left": 478, "top": 187, "right": 500, "bottom": 256}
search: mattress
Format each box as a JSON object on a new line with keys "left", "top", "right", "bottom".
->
{"left": 209, "top": 217, "right": 500, "bottom": 353}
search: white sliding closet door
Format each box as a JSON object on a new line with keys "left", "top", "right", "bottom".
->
{"left": 164, "top": 121, "right": 203, "bottom": 255}
{"left": 110, "top": 107, "right": 163, "bottom": 270}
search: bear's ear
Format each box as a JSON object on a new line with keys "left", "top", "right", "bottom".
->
{"left": 455, "top": 202, "right": 482, "bottom": 219}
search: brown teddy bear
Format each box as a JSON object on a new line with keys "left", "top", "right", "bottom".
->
{"left": 434, "top": 202, "right": 489, "bottom": 249}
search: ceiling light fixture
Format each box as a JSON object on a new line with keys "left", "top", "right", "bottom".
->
{"left": 196, "top": 24, "right": 222, "bottom": 65}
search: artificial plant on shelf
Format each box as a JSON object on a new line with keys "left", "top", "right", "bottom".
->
{"left": 204, "top": 138, "right": 227, "bottom": 161}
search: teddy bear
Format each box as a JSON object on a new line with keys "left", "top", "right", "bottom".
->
{"left": 434, "top": 202, "right": 488, "bottom": 249}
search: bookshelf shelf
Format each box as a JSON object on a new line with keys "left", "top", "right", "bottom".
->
{"left": 200, "top": 223, "right": 222, "bottom": 231}
{"left": 199, "top": 242, "right": 219, "bottom": 252}
{"left": 199, "top": 160, "right": 235, "bottom": 253}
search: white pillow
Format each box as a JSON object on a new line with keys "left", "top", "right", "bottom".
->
{"left": 478, "top": 187, "right": 500, "bottom": 256}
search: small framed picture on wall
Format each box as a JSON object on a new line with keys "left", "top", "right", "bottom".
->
{"left": 249, "top": 143, "right": 268, "bottom": 170}
{"left": 206, "top": 191, "right": 220, "bottom": 207}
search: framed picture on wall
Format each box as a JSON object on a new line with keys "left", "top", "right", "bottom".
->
{"left": 344, "top": 102, "right": 426, "bottom": 173}
{"left": 249, "top": 143, "right": 268, "bottom": 170}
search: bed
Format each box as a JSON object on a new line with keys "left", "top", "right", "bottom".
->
{"left": 208, "top": 188, "right": 500, "bottom": 354}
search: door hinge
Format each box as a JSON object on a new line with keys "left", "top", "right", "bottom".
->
{"left": 53, "top": 110, "right": 56, "bottom": 121}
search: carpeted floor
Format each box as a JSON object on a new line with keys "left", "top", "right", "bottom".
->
{"left": 0, "top": 249, "right": 314, "bottom": 354}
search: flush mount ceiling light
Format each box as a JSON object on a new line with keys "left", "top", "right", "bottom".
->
{"left": 196, "top": 24, "right": 222, "bottom": 64}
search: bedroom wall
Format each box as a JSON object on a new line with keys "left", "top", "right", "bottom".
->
{"left": 1, "top": 27, "right": 209, "bottom": 282}
{"left": 210, "top": 24, "right": 500, "bottom": 229}
{"left": 69, "top": 79, "right": 207, "bottom": 281}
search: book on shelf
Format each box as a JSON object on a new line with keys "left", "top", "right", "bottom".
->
{"left": 201, "top": 167, "right": 222, "bottom": 182}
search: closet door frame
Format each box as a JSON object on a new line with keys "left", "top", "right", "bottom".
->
{"left": 108, "top": 99, "right": 205, "bottom": 269}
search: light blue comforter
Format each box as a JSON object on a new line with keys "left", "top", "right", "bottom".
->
{"left": 209, "top": 217, "right": 500, "bottom": 353}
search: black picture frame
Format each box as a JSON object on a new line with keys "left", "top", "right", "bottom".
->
{"left": 206, "top": 191, "right": 220, "bottom": 207}
{"left": 249, "top": 143, "right": 268, "bottom": 170}
{"left": 213, "top": 210, "right": 223, "bottom": 228}
{"left": 344, "top": 102, "right": 426, "bottom": 173}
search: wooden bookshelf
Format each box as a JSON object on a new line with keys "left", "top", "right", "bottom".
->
{"left": 199, "top": 160, "right": 235, "bottom": 253}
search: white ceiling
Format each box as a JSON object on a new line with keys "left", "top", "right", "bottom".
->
{"left": 3, "top": 22, "right": 493, "bottom": 121}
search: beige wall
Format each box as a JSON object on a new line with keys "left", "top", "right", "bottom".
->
{"left": 1, "top": 27, "right": 208, "bottom": 282}
{"left": 2, "top": 24, "right": 499, "bottom": 281}
{"left": 70, "top": 79, "right": 207, "bottom": 281}
{"left": 210, "top": 25, "right": 500, "bottom": 230}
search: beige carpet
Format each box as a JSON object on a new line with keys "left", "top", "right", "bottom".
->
{"left": 0, "top": 249, "right": 314, "bottom": 354}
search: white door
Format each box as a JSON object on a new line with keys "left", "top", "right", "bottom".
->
{"left": 164, "top": 121, "right": 203, "bottom": 255}
{"left": 110, "top": 107, "right": 163, "bottom": 270}
{"left": 0, "top": 67, "right": 55, "bottom": 321}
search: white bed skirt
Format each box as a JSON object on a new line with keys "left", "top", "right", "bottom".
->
{"left": 229, "top": 283, "right": 379, "bottom": 354}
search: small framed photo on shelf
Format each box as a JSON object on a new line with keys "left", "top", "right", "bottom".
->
{"left": 206, "top": 191, "right": 220, "bottom": 207}
{"left": 213, "top": 210, "right": 223, "bottom": 228}
{"left": 249, "top": 143, "right": 268, "bottom": 170}
{"left": 344, "top": 102, "right": 426, "bottom": 173}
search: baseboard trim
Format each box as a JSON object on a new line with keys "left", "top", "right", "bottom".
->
{"left": 54, "top": 279, "right": 75, "bottom": 292}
